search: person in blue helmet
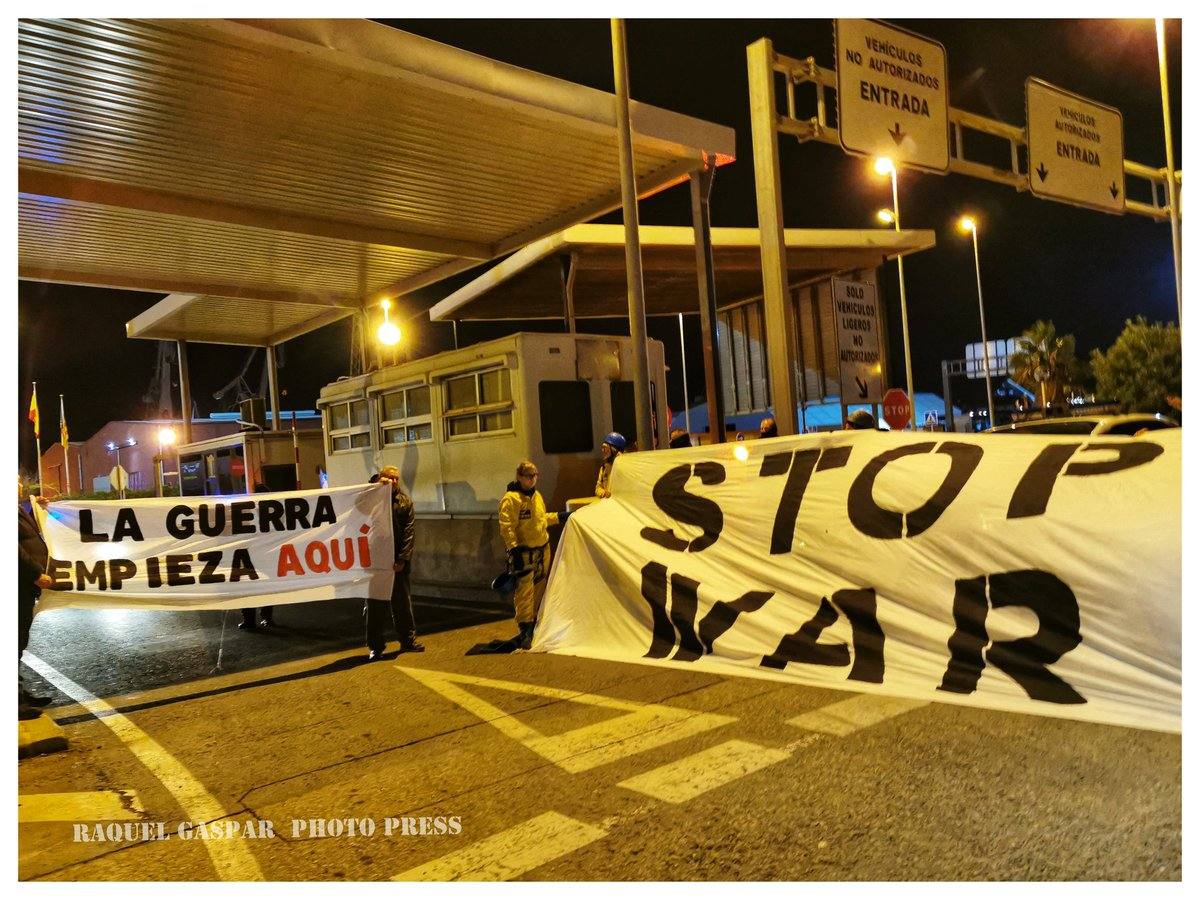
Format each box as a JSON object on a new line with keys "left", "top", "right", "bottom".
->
{"left": 595, "top": 431, "right": 626, "bottom": 499}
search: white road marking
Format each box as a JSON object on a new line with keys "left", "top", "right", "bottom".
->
{"left": 19, "top": 790, "right": 146, "bottom": 823}
{"left": 786, "top": 693, "right": 928, "bottom": 736}
{"left": 397, "top": 666, "right": 735, "bottom": 773}
{"left": 23, "top": 654, "right": 263, "bottom": 881}
{"left": 617, "top": 739, "right": 792, "bottom": 804}
{"left": 392, "top": 811, "right": 606, "bottom": 881}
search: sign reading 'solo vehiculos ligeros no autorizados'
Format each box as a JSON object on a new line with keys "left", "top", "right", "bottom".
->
{"left": 35, "top": 484, "right": 396, "bottom": 610}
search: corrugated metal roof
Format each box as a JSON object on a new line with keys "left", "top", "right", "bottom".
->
{"left": 125, "top": 293, "right": 355, "bottom": 346}
{"left": 19, "top": 18, "right": 735, "bottom": 311}
{"left": 428, "top": 224, "right": 937, "bottom": 320}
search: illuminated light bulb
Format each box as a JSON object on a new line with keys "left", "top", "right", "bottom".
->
{"left": 733, "top": 444, "right": 750, "bottom": 463}
{"left": 876, "top": 208, "right": 896, "bottom": 225}
{"left": 377, "top": 320, "right": 401, "bottom": 346}
{"left": 874, "top": 156, "right": 895, "bottom": 176}
{"left": 158, "top": 427, "right": 177, "bottom": 446}
{"left": 958, "top": 215, "right": 977, "bottom": 234}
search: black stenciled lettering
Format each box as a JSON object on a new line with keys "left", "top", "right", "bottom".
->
{"left": 938, "top": 570, "right": 1084, "bottom": 704}
{"left": 166, "top": 554, "right": 195, "bottom": 586}
{"left": 761, "top": 446, "right": 853, "bottom": 555}
{"left": 108, "top": 560, "right": 137, "bottom": 590}
{"left": 76, "top": 560, "right": 108, "bottom": 591}
{"left": 1007, "top": 441, "right": 1164, "bottom": 519}
{"left": 198, "top": 504, "right": 225, "bottom": 537}
{"left": 761, "top": 597, "right": 849, "bottom": 670}
{"left": 697, "top": 590, "right": 773, "bottom": 654}
{"left": 666, "top": 574, "right": 705, "bottom": 662}
{"left": 229, "top": 502, "right": 256, "bottom": 535}
{"left": 284, "top": 498, "right": 311, "bottom": 531}
{"left": 847, "top": 441, "right": 981, "bottom": 539}
{"left": 311, "top": 495, "right": 337, "bottom": 528}
{"left": 47, "top": 558, "right": 73, "bottom": 590}
{"left": 640, "top": 462, "right": 725, "bottom": 553}
{"left": 166, "top": 505, "right": 194, "bottom": 539}
{"left": 640, "top": 562, "right": 676, "bottom": 659}
{"left": 258, "top": 500, "right": 285, "bottom": 532}
{"left": 196, "top": 550, "right": 226, "bottom": 584}
{"left": 834, "top": 588, "right": 886, "bottom": 683}
{"left": 111, "top": 508, "right": 144, "bottom": 542}
{"left": 228, "top": 548, "right": 260, "bottom": 582}
{"left": 78, "top": 509, "right": 108, "bottom": 543}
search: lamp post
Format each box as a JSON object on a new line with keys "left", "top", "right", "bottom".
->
{"left": 874, "top": 157, "right": 916, "bottom": 429}
{"left": 377, "top": 298, "right": 402, "bottom": 367}
{"left": 155, "top": 426, "right": 177, "bottom": 498}
{"left": 1154, "top": 18, "right": 1182, "bottom": 322}
{"left": 958, "top": 216, "right": 997, "bottom": 427}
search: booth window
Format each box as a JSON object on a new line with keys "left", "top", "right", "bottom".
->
{"left": 443, "top": 367, "right": 513, "bottom": 439}
{"left": 539, "top": 381, "right": 593, "bottom": 453}
{"left": 610, "top": 381, "right": 658, "bottom": 447}
{"left": 326, "top": 399, "right": 371, "bottom": 453}
{"left": 380, "top": 385, "right": 433, "bottom": 445}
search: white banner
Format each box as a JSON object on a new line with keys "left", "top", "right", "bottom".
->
{"left": 36, "top": 485, "right": 396, "bottom": 611}
{"left": 536, "top": 430, "right": 1181, "bottom": 733}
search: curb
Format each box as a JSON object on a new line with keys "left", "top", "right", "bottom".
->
{"left": 18, "top": 713, "right": 68, "bottom": 758}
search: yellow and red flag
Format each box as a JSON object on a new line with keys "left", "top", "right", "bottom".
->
{"left": 27, "top": 385, "right": 39, "bottom": 439}
{"left": 59, "top": 395, "right": 69, "bottom": 450}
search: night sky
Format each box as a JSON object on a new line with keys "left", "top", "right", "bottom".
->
{"left": 17, "top": 18, "right": 1181, "bottom": 471}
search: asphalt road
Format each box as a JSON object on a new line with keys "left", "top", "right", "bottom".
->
{"left": 18, "top": 599, "right": 1181, "bottom": 882}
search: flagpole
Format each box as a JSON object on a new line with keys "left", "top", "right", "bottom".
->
{"left": 31, "top": 382, "right": 43, "bottom": 493}
{"left": 60, "top": 394, "right": 71, "bottom": 496}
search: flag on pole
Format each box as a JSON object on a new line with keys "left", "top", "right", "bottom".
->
{"left": 59, "top": 395, "right": 69, "bottom": 450}
{"left": 28, "top": 384, "right": 40, "bottom": 438}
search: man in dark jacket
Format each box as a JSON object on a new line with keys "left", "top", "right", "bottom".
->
{"left": 365, "top": 466, "right": 424, "bottom": 660}
{"left": 18, "top": 495, "right": 54, "bottom": 718}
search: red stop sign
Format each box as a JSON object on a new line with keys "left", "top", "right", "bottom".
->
{"left": 882, "top": 388, "right": 912, "bottom": 430}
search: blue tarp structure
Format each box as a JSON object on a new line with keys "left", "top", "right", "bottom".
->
{"left": 671, "top": 393, "right": 962, "bottom": 434}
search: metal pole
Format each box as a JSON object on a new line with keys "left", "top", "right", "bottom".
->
{"left": 748, "top": 38, "right": 799, "bottom": 436}
{"left": 155, "top": 453, "right": 164, "bottom": 498}
{"left": 611, "top": 18, "right": 654, "bottom": 452}
{"left": 451, "top": 320, "right": 459, "bottom": 350}
{"left": 971, "top": 227, "right": 997, "bottom": 426}
{"left": 942, "top": 360, "right": 955, "bottom": 432}
{"left": 59, "top": 394, "right": 70, "bottom": 496}
{"left": 560, "top": 254, "right": 577, "bottom": 333}
{"left": 1156, "top": 18, "right": 1182, "bottom": 322}
{"left": 690, "top": 163, "right": 727, "bottom": 444}
{"left": 116, "top": 446, "right": 125, "bottom": 501}
{"left": 677, "top": 313, "right": 692, "bottom": 435}
{"left": 291, "top": 410, "right": 301, "bottom": 490}
{"left": 265, "top": 344, "right": 282, "bottom": 432}
{"left": 891, "top": 169, "right": 917, "bottom": 429}
{"left": 176, "top": 340, "right": 193, "bottom": 444}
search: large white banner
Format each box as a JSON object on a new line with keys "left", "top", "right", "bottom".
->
{"left": 36, "top": 485, "right": 396, "bottom": 611}
{"left": 536, "top": 430, "right": 1181, "bottom": 733}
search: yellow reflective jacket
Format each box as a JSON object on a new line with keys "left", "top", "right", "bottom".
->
{"left": 595, "top": 460, "right": 614, "bottom": 498}
{"left": 499, "top": 482, "right": 559, "bottom": 551}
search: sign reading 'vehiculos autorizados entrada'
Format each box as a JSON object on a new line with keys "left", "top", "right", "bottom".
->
{"left": 832, "top": 277, "right": 882, "bottom": 403}
{"left": 835, "top": 19, "right": 950, "bottom": 173}
{"left": 1026, "top": 77, "right": 1125, "bottom": 214}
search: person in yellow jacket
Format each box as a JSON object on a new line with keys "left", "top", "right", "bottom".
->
{"left": 594, "top": 431, "right": 626, "bottom": 499}
{"left": 498, "top": 460, "right": 572, "bottom": 649}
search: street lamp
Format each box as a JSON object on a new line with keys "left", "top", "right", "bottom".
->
{"left": 957, "top": 215, "right": 997, "bottom": 427}
{"left": 155, "top": 427, "right": 177, "bottom": 497}
{"left": 1154, "top": 18, "right": 1182, "bottom": 321}
{"left": 376, "top": 298, "right": 402, "bottom": 368}
{"left": 874, "top": 156, "right": 916, "bottom": 430}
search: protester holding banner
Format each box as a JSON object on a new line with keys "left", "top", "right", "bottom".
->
{"left": 365, "top": 466, "right": 423, "bottom": 661}
{"left": 18, "top": 491, "right": 53, "bottom": 719}
{"left": 844, "top": 409, "right": 877, "bottom": 430}
{"left": 498, "top": 461, "right": 572, "bottom": 650}
{"left": 595, "top": 432, "right": 626, "bottom": 499}
{"left": 759, "top": 417, "right": 778, "bottom": 439}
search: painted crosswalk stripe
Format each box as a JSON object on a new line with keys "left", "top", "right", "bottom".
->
{"left": 19, "top": 790, "right": 146, "bottom": 824}
{"left": 786, "top": 694, "right": 928, "bottom": 736}
{"left": 617, "top": 739, "right": 791, "bottom": 804}
{"left": 393, "top": 811, "right": 606, "bottom": 881}
{"left": 22, "top": 654, "right": 263, "bottom": 881}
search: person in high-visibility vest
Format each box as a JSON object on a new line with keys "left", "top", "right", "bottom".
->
{"left": 594, "top": 432, "right": 626, "bottom": 499}
{"left": 497, "top": 460, "right": 571, "bottom": 650}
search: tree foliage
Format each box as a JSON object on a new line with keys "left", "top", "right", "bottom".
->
{"left": 1090, "top": 317, "right": 1181, "bottom": 415}
{"left": 1009, "top": 320, "right": 1088, "bottom": 407}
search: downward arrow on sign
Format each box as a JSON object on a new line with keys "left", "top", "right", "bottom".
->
{"left": 855, "top": 376, "right": 870, "bottom": 399}
{"left": 1036, "top": 163, "right": 1049, "bottom": 182}
{"left": 1109, "top": 181, "right": 1120, "bottom": 199}
{"left": 888, "top": 122, "right": 906, "bottom": 145}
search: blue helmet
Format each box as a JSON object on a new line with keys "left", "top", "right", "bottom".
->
{"left": 603, "top": 432, "right": 627, "bottom": 452}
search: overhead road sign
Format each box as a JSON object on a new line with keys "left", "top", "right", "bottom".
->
{"left": 18, "top": 19, "right": 734, "bottom": 307}
{"left": 1026, "top": 78, "right": 1126, "bottom": 214}
{"left": 832, "top": 278, "right": 883, "bottom": 403}
{"left": 835, "top": 19, "right": 950, "bottom": 174}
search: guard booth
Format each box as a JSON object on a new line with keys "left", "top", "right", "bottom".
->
{"left": 318, "top": 331, "right": 669, "bottom": 591}
{"left": 177, "top": 429, "right": 326, "bottom": 497}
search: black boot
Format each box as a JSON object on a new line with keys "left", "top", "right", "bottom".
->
{"left": 400, "top": 632, "right": 425, "bottom": 653}
{"left": 517, "top": 622, "right": 535, "bottom": 651}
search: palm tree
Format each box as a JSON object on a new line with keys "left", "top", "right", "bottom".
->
{"left": 1010, "top": 320, "right": 1079, "bottom": 410}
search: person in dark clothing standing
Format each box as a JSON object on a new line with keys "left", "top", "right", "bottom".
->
{"left": 18, "top": 494, "right": 53, "bottom": 719}
{"left": 240, "top": 483, "right": 277, "bottom": 631}
{"left": 365, "top": 465, "right": 424, "bottom": 661}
